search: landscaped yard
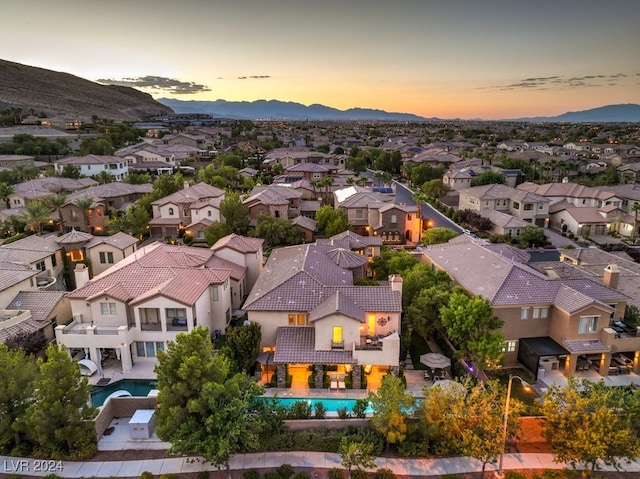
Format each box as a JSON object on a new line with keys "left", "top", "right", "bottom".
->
{"left": 407, "top": 332, "right": 432, "bottom": 370}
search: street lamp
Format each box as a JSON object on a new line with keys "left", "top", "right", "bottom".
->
{"left": 497, "top": 374, "right": 531, "bottom": 478}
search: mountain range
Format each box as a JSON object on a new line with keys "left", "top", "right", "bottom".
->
{"left": 158, "top": 98, "right": 640, "bottom": 123}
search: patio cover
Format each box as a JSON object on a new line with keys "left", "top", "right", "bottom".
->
{"left": 518, "top": 337, "right": 569, "bottom": 375}
{"left": 273, "top": 326, "right": 357, "bottom": 365}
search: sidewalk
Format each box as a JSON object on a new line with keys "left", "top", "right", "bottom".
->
{"left": 3, "top": 452, "right": 640, "bottom": 478}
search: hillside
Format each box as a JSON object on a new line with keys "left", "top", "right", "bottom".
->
{"left": 157, "top": 98, "right": 430, "bottom": 121}
{"left": 0, "top": 59, "right": 173, "bottom": 121}
{"left": 516, "top": 104, "right": 640, "bottom": 122}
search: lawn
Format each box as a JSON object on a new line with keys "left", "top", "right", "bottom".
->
{"left": 408, "top": 332, "right": 432, "bottom": 370}
{"left": 485, "top": 367, "right": 541, "bottom": 414}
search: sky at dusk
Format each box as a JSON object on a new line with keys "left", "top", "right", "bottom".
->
{"left": 2, "top": 0, "right": 639, "bottom": 120}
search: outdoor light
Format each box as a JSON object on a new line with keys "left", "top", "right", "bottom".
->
{"left": 497, "top": 375, "right": 531, "bottom": 478}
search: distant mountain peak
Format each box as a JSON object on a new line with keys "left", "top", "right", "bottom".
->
{"left": 512, "top": 103, "right": 640, "bottom": 122}
{"left": 156, "top": 98, "right": 429, "bottom": 121}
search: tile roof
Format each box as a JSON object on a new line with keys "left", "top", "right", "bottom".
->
{"left": 67, "top": 243, "right": 231, "bottom": 307}
{"left": 0, "top": 235, "right": 61, "bottom": 264}
{"left": 211, "top": 234, "right": 264, "bottom": 254}
{"left": 324, "top": 248, "right": 368, "bottom": 269}
{"left": 517, "top": 182, "right": 618, "bottom": 201}
{"left": 479, "top": 208, "right": 530, "bottom": 228}
{"left": 7, "top": 291, "right": 66, "bottom": 322}
{"left": 460, "top": 184, "right": 548, "bottom": 203}
{"left": 65, "top": 183, "right": 152, "bottom": 203}
{"left": 204, "top": 255, "right": 246, "bottom": 281}
{"left": 0, "top": 315, "right": 42, "bottom": 343}
{"left": 273, "top": 326, "right": 357, "bottom": 364}
{"left": 0, "top": 262, "right": 38, "bottom": 292}
{"left": 562, "top": 338, "right": 610, "bottom": 354}
{"left": 15, "top": 177, "right": 98, "bottom": 198}
{"left": 56, "top": 154, "right": 122, "bottom": 165}
{"left": 310, "top": 292, "right": 365, "bottom": 323}
{"left": 55, "top": 229, "right": 94, "bottom": 246}
{"left": 85, "top": 231, "right": 138, "bottom": 250}
{"left": 151, "top": 182, "right": 224, "bottom": 206}
{"left": 292, "top": 215, "right": 317, "bottom": 231}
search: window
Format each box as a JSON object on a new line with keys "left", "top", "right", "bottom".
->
{"left": 51, "top": 254, "right": 57, "bottom": 267}
{"left": 533, "top": 307, "right": 549, "bottom": 319}
{"left": 355, "top": 209, "right": 363, "bottom": 219}
{"left": 166, "top": 308, "right": 186, "bottom": 319}
{"left": 503, "top": 340, "right": 517, "bottom": 353}
{"left": 332, "top": 326, "right": 343, "bottom": 348}
{"left": 579, "top": 315, "right": 599, "bottom": 334}
{"left": 168, "top": 207, "right": 174, "bottom": 215}
{"left": 524, "top": 204, "right": 534, "bottom": 211}
{"left": 99, "top": 252, "right": 114, "bottom": 264}
{"left": 136, "top": 341, "right": 165, "bottom": 358}
{"left": 68, "top": 250, "right": 84, "bottom": 261}
{"left": 36, "top": 260, "right": 46, "bottom": 272}
{"left": 390, "top": 214, "right": 397, "bottom": 224}
{"left": 100, "top": 302, "right": 117, "bottom": 315}
{"left": 512, "top": 201, "right": 520, "bottom": 210}
{"left": 538, "top": 203, "right": 544, "bottom": 210}
{"left": 211, "top": 286, "right": 219, "bottom": 301}
{"left": 520, "top": 308, "right": 529, "bottom": 320}
{"left": 288, "top": 313, "right": 307, "bottom": 325}
{"left": 275, "top": 210, "right": 280, "bottom": 218}
{"left": 207, "top": 210, "right": 212, "bottom": 217}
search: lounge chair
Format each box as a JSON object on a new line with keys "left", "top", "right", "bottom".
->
{"left": 424, "top": 371, "right": 432, "bottom": 381}
{"left": 330, "top": 373, "right": 338, "bottom": 391}
{"left": 338, "top": 373, "right": 346, "bottom": 390}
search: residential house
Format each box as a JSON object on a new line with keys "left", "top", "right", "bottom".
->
{"left": 149, "top": 182, "right": 225, "bottom": 239}
{"left": 458, "top": 184, "right": 550, "bottom": 228}
{"left": 243, "top": 241, "right": 402, "bottom": 388}
{"left": 54, "top": 155, "right": 129, "bottom": 181}
{"left": 3, "top": 290, "right": 70, "bottom": 345}
{"left": 61, "top": 183, "right": 153, "bottom": 234}
{"left": 420, "top": 236, "right": 636, "bottom": 379}
{"left": 477, "top": 208, "right": 531, "bottom": 238}
{"left": 84, "top": 232, "right": 139, "bottom": 277}
{"left": 291, "top": 215, "right": 317, "bottom": 242}
{"left": 0, "top": 235, "right": 64, "bottom": 291}
{"left": 56, "top": 241, "right": 254, "bottom": 373}
{"left": 7, "top": 177, "right": 97, "bottom": 209}
{"left": 0, "top": 262, "right": 39, "bottom": 309}
{"left": 243, "top": 185, "right": 302, "bottom": 224}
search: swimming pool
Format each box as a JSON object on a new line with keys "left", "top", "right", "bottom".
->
{"left": 261, "top": 397, "right": 373, "bottom": 414}
{"left": 91, "top": 379, "right": 158, "bottom": 407}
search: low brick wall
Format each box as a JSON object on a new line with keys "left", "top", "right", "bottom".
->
{"left": 94, "top": 397, "right": 158, "bottom": 438}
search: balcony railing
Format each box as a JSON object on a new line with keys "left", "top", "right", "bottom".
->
{"left": 331, "top": 341, "right": 344, "bottom": 350}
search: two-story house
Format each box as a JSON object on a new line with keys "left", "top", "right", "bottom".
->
{"left": 55, "top": 241, "right": 256, "bottom": 373}
{"left": 243, "top": 185, "right": 302, "bottom": 224}
{"left": 54, "top": 155, "right": 129, "bottom": 181}
{"left": 459, "top": 184, "right": 550, "bottom": 228}
{"left": 420, "top": 237, "right": 636, "bottom": 379}
{"left": 7, "top": 177, "right": 98, "bottom": 210}
{"left": 149, "top": 182, "right": 225, "bottom": 239}
{"left": 0, "top": 235, "right": 64, "bottom": 291}
{"left": 243, "top": 241, "right": 402, "bottom": 389}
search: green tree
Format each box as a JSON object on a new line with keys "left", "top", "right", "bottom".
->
{"left": 0, "top": 182, "right": 15, "bottom": 209}
{"left": 421, "top": 179, "right": 448, "bottom": 201}
{"left": 219, "top": 322, "right": 262, "bottom": 373}
{"left": 630, "top": 202, "right": 640, "bottom": 241}
{"left": 470, "top": 170, "right": 506, "bottom": 187}
{"left": 518, "top": 226, "right": 550, "bottom": 248}
{"left": 74, "top": 198, "right": 94, "bottom": 233}
{"left": 367, "top": 374, "right": 414, "bottom": 451}
{"left": 153, "top": 172, "right": 184, "bottom": 199}
{"left": 24, "top": 345, "right": 97, "bottom": 459}
{"left": 345, "top": 155, "right": 367, "bottom": 173}
{"left": 154, "top": 327, "right": 265, "bottom": 478}
{"left": 125, "top": 172, "right": 152, "bottom": 185}
{"left": 370, "top": 248, "right": 418, "bottom": 280}
{"left": 373, "top": 170, "right": 392, "bottom": 187}
{"left": 106, "top": 204, "right": 150, "bottom": 239}
{"left": 421, "top": 227, "right": 458, "bottom": 245}
{"left": 19, "top": 200, "right": 51, "bottom": 234}
{"left": 220, "top": 192, "right": 250, "bottom": 235}
{"left": 253, "top": 215, "right": 304, "bottom": 249}
{"left": 59, "top": 164, "right": 82, "bottom": 179}
{"left": 204, "top": 221, "right": 233, "bottom": 246}
{"left": 0, "top": 345, "right": 38, "bottom": 451}
{"left": 440, "top": 289, "right": 505, "bottom": 368}
{"left": 94, "top": 170, "right": 113, "bottom": 185}
{"left": 542, "top": 377, "right": 640, "bottom": 475}
{"left": 316, "top": 205, "right": 350, "bottom": 237}
{"left": 46, "top": 192, "right": 68, "bottom": 232}
{"left": 339, "top": 437, "right": 377, "bottom": 479}
{"left": 411, "top": 164, "right": 444, "bottom": 187}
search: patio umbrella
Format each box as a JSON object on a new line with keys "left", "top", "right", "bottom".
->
{"left": 431, "top": 379, "right": 466, "bottom": 397}
{"left": 420, "top": 353, "right": 451, "bottom": 369}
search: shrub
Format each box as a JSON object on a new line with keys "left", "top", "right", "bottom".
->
{"left": 374, "top": 469, "right": 396, "bottom": 479}
{"left": 328, "top": 469, "right": 344, "bottom": 479}
{"left": 504, "top": 472, "right": 527, "bottom": 479}
{"left": 292, "top": 473, "right": 309, "bottom": 479}
{"left": 140, "top": 472, "right": 154, "bottom": 479}
{"left": 337, "top": 407, "right": 350, "bottom": 419}
{"left": 352, "top": 398, "right": 368, "bottom": 418}
{"left": 159, "top": 474, "right": 177, "bottom": 479}
{"left": 243, "top": 470, "right": 260, "bottom": 479}
{"left": 314, "top": 402, "right": 327, "bottom": 419}
{"left": 264, "top": 473, "right": 281, "bottom": 479}
{"left": 276, "top": 464, "right": 295, "bottom": 479}
{"left": 397, "top": 441, "right": 429, "bottom": 457}
{"left": 351, "top": 470, "right": 368, "bottom": 479}
{"left": 287, "top": 400, "right": 312, "bottom": 419}
{"left": 197, "top": 472, "right": 209, "bottom": 479}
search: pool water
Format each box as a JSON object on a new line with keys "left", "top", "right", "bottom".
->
{"left": 262, "top": 397, "right": 373, "bottom": 414}
{"left": 91, "top": 379, "right": 158, "bottom": 407}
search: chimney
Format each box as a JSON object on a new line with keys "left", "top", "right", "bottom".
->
{"left": 183, "top": 181, "right": 190, "bottom": 190}
{"left": 74, "top": 263, "right": 90, "bottom": 289}
{"left": 389, "top": 274, "right": 403, "bottom": 300}
{"left": 603, "top": 264, "right": 619, "bottom": 290}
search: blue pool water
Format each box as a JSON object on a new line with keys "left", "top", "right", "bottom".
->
{"left": 262, "top": 397, "right": 373, "bottom": 414}
{"left": 91, "top": 379, "right": 158, "bottom": 407}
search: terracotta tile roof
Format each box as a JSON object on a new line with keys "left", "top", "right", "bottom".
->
{"left": 273, "top": 326, "right": 357, "bottom": 364}
{"left": 204, "top": 255, "right": 246, "bottom": 280}
{"left": 7, "top": 291, "right": 66, "bottom": 322}
{"left": 310, "top": 291, "right": 365, "bottom": 323}
{"left": 562, "top": 338, "right": 610, "bottom": 354}
{"left": 67, "top": 243, "right": 231, "bottom": 307}
{"left": 211, "top": 234, "right": 264, "bottom": 254}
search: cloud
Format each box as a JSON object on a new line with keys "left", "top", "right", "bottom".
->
{"left": 97, "top": 76, "right": 211, "bottom": 94}
{"left": 237, "top": 75, "right": 271, "bottom": 80}
{"left": 483, "top": 72, "right": 638, "bottom": 91}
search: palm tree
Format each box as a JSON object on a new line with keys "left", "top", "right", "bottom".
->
{"left": 94, "top": 170, "right": 113, "bottom": 185}
{"left": 46, "top": 192, "right": 68, "bottom": 232}
{"left": 74, "top": 198, "right": 94, "bottom": 233}
{"left": 631, "top": 202, "right": 640, "bottom": 242}
{"left": 412, "top": 191, "right": 428, "bottom": 240}
{"left": 0, "top": 182, "right": 15, "bottom": 209}
{"left": 320, "top": 176, "right": 334, "bottom": 204}
{"left": 20, "top": 201, "right": 51, "bottom": 235}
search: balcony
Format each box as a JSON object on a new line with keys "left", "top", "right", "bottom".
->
{"left": 355, "top": 335, "right": 384, "bottom": 350}
{"left": 331, "top": 341, "right": 344, "bottom": 350}
{"left": 140, "top": 321, "right": 162, "bottom": 331}
{"left": 166, "top": 317, "right": 188, "bottom": 331}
